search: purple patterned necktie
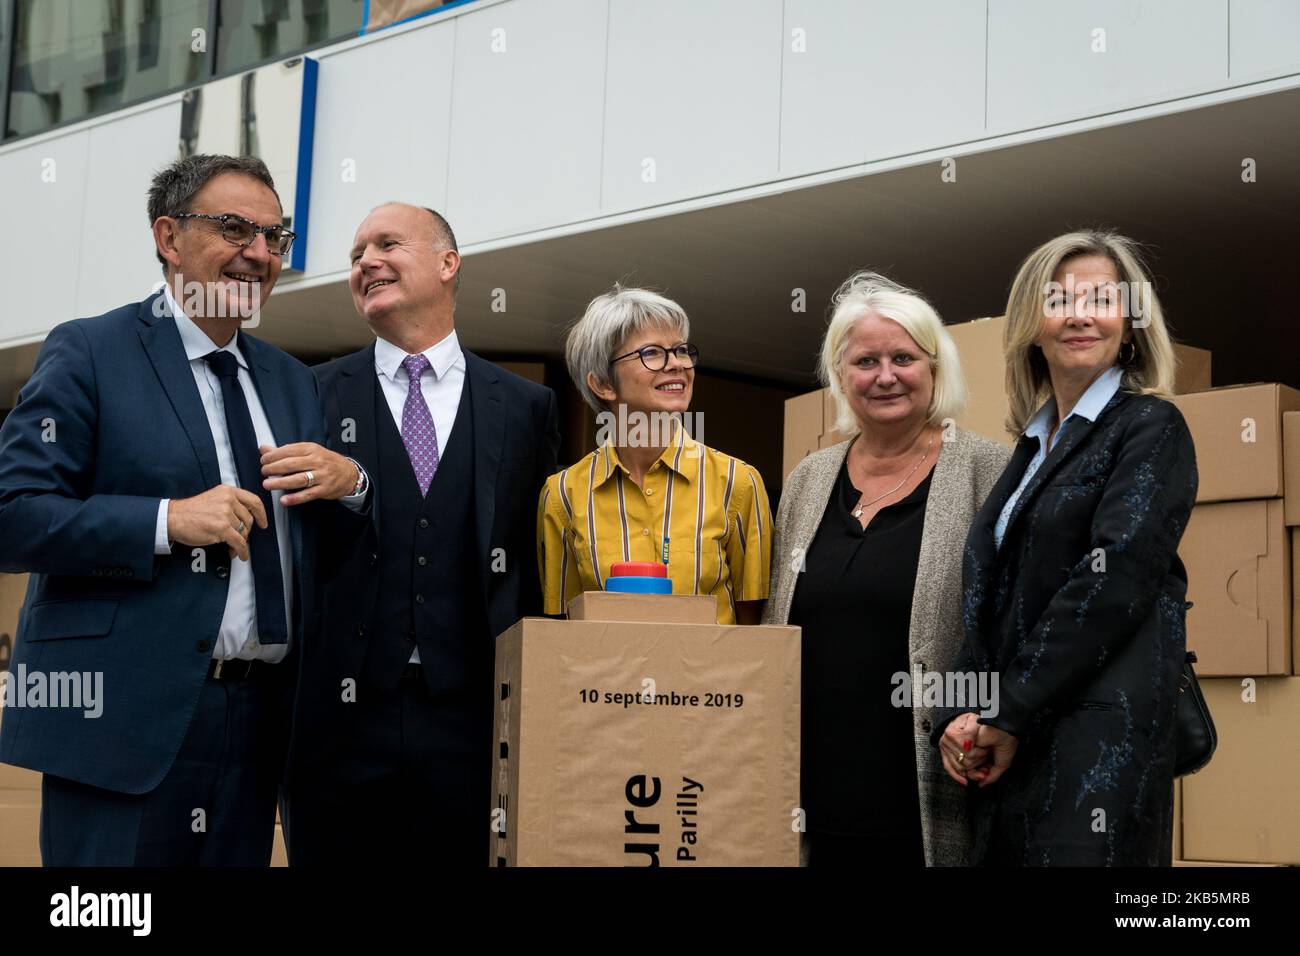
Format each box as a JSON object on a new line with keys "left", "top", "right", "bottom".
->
{"left": 400, "top": 354, "right": 440, "bottom": 495}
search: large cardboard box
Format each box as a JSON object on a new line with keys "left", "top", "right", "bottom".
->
{"left": 0, "top": 789, "right": 41, "bottom": 866}
{"left": 1294, "top": 528, "right": 1300, "bottom": 676}
{"left": 1173, "top": 860, "right": 1285, "bottom": 867}
{"left": 1173, "top": 384, "right": 1300, "bottom": 504}
{"left": 782, "top": 390, "right": 849, "bottom": 480}
{"left": 781, "top": 390, "right": 821, "bottom": 482}
{"left": 948, "top": 316, "right": 1014, "bottom": 446}
{"left": 1285, "top": 412, "right": 1300, "bottom": 526}
{"left": 0, "top": 572, "right": 39, "bottom": 791}
{"left": 1180, "top": 499, "right": 1291, "bottom": 676}
{"left": 1181, "top": 677, "right": 1300, "bottom": 865}
{"left": 490, "top": 616, "right": 800, "bottom": 866}
{"left": 0, "top": 572, "right": 26, "bottom": 673}
{"left": 0, "top": 753, "right": 39, "bottom": 791}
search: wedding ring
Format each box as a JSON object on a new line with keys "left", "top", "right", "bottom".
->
{"left": 235, "top": 520, "right": 246, "bottom": 534}
{"left": 304, "top": 470, "right": 315, "bottom": 489}
{"left": 957, "top": 751, "right": 965, "bottom": 764}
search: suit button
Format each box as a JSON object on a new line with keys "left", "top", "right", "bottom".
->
{"left": 369, "top": 553, "right": 379, "bottom": 566}
{"left": 921, "top": 719, "right": 932, "bottom": 734}
{"left": 418, "top": 518, "right": 429, "bottom": 529}
{"left": 196, "top": 640, "right": 211, "bottom": 653}
{"left": 216, "top": 566, "right": 230, "bottom": 580}
{"left": 355, "top": 623, "right": 366, "bottom": 638}
{"left": 417, "top": 556, "right": 427, "bottom": 567}
{"left": 415, "top": 594, "right": 425, "bottom": 605}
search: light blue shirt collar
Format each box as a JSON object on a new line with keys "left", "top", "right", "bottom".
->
{"left": 1024, "top": 365, "right": 1123, "bottom": 450}
{"left": 161, "top": 284, "right": 246, "bottom": 368}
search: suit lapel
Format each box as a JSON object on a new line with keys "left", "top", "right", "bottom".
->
{"left": 465, "top": 350, "right": 503, "bottom": 580}
{"left": 999, "top": 391, "right": 1127, "bottom": 546}
{"left": 240, "top": 335, "right": 295, "bottom": 448}
{"left": 135, "top": 293, "right": 222, "bottom": 489}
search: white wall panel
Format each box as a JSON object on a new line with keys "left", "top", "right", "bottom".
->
{"left": 1230, "top": 0, "right": 1300, "bottom": 80}
{"left": 447, "top": 0, "right": 608, "bottom": 244}
{"left": 601, "top": 0, "right": 783, "bottom": 213}
{"left": 76, "top": 102, "right": 182, "bottom": 317}
{"left": 988, "top": 0, "right": 1228, "bottom": 131}
{"left": 0, "top": 132, "right": 90, "bottom": 343}
{"left": 305, "top": 22, "right": 457, "bottom": 276}
{"left": 780, "top": 0, "right": 986, "bottom": 176}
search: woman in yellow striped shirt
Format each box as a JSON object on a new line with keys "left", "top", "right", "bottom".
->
{"left": 537, "top": 286, "right": 772, "bottom": 624}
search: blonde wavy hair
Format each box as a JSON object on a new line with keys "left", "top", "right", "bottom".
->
{"left": 818, "top": 270, "right": 966, "bottom": 436}
{"left": 1004, "top": 230, "right": 1177, "bottom": 436}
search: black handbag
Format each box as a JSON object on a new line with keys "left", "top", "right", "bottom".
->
{"left": 1174, "top": 650, "right": 1217, "bottom": 777}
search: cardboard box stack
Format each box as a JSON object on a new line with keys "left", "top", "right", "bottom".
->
{"left": 491, "top": 594, "right": 800, "bottom": 866}
{"left": 1173, "top": 385, "right": 1300, "bottom": 677}
{"left": 1173, "top": 384, "right": 1300, "bottom": 866}
{"left": 782, "top": 387, "right": 850, "bottom": 481}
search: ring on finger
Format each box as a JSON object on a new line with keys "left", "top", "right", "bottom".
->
{"left": 234, "top": 520, "right": 246, "bottom": 535}
{"left": 304, "top": 470, "right": 315, "bottom": 489}
{"left": 957, "top": 751, "right": 965, "bottom": 764}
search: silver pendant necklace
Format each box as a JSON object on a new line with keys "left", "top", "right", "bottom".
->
{"left": 851, "top": 432, "right": 935, "bottom": 520}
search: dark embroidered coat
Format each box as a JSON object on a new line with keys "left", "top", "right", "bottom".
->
{"left": 934, "top": 391, "right": 1197, "bottom": 866}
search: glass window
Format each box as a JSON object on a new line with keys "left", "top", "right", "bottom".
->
{"left": 6, "top": 0, "right": 210, "bottom": 139}
{"left": 216, "top": 0, "right": 363, "bottom": 75}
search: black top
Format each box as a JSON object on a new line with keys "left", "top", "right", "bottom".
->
{"left": 789, "top": 455, "right": 932, "bottom": 859}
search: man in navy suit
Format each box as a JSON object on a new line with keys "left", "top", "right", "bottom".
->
{"left": 283, "top": 203, "right": 559, "bottom": 865}
{"left": 0, "top": 154, "right": 368, "bottom": 865}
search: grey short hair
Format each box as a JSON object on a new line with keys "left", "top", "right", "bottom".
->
{"left": 818, "top": 271, "right": 967, "bottom": 435}
{"left": 565, "top": 285, "right": 691, "bottom": 413}
{"left": 147, "top": 154, "right": 281, "bottom": 275}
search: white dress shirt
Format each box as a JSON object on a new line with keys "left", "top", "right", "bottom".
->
{"left": 993, "top": 365, "right": 1124, "bottom": 550}
{"left": 153, "top": 286, "right": 295, "bottom": 662}
{"left": 373, "top": 330, "right": 466, "bottom": 664}
{"left": 153, "top": 288, "right": 368, "bottom": 661}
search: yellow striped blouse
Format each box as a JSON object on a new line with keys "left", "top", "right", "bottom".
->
{"left": 537, "top": 429, "right": 772, "bottom": 624}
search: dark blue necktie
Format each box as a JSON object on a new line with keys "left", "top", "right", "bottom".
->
{"left": 204, "top": 349, "right": 288, "bottom": 645}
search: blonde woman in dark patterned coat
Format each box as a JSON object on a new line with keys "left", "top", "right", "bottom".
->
{"left": 932, "top": 231, "right": 1197, "bottom": 866}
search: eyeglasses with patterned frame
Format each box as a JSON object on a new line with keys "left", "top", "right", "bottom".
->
{"left": 173, "top": 212, "right": 297, "bottom": 256}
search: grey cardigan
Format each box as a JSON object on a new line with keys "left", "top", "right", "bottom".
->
{"left": 763, "top": 427, "right": 1011, "bottom": 866}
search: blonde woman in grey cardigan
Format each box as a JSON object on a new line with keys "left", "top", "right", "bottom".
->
{"left": 763, "top": 272, "right": 1009, "bottom": 868}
